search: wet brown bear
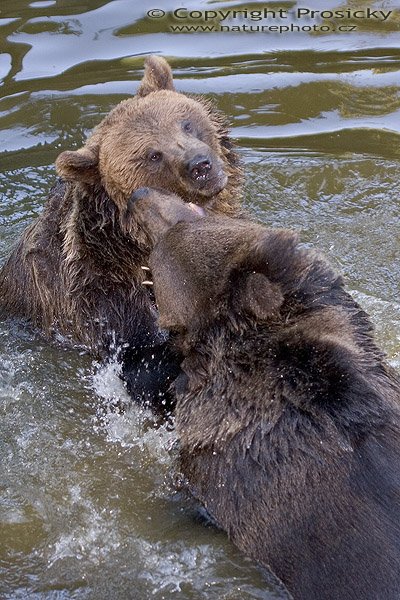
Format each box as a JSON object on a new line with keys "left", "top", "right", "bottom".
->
{"left": 131, "top": 188, "right": 400, "bottom": 600}
{"left": 0, "top": 56, "right": 242, "bottom": 407}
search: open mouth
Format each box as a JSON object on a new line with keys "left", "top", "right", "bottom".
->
{"left": 192, "top": 166, "right": 211, "bottom": 182}
{"left": 188, "top": 172, "right": 228, "bottom": 197}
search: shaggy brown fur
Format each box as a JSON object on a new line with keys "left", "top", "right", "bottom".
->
{"left": 0, "top": 57, "right": 242, "bottom": 405}
{"left": 132, "top": 188, "right": 400, "bottom": 600}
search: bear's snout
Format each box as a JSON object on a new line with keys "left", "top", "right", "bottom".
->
{"left": 182, "top": 150, "right": 228, "bottom": 198}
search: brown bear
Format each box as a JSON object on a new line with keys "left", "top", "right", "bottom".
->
{"left": 130, "top": 187, "right": 400, "bottom": 600}
{"left": 0, "top": 56, "right": 242, "bottom": 408}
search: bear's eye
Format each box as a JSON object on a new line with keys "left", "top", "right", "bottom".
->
{"left": 149, "top": 150, "right": 163, "bottom": 163}
{"left": 182, "top": 120, "right": 193, "bottom": 134}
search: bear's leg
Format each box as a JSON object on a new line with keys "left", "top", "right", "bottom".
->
{"left": 121, "top": 341, "right": 182, "bottom": 416}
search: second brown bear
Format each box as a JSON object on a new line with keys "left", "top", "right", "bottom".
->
{"left": 131, "top": 187, "right": 400, "bottom": 600}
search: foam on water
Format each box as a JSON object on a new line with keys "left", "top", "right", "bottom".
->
{"left": 352, "top": 290, "right": 400, "bottom": 367}
{"left": 90, "top": 357, "right": 177, "bottom": 456}
{"left": 47, "top": 484, "right": 122, "bottom": 568}
{"left": 91, "top": 355, "right": 130, "bottom": 407}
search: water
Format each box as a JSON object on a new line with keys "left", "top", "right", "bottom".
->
{"left": 0, "top": 0, "right": 399, "bottom": 598}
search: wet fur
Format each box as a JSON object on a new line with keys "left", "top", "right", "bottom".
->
{"left": 144, "top": 208, "right": 400, "bottom": 599}
{"left": 0, "top": 57, "right": 242, "bottom": 407}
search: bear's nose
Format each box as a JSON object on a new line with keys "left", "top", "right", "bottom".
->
{"left": 187, "top": 155, "right": 212, "bottom": 181}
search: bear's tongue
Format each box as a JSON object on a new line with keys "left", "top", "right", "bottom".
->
{"left": 187, "top": 203, "right": 206, "bottom": 217}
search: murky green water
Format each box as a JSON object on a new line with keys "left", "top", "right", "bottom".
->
{"left": 1, "top": 1, "right": 399, "bottom": 598}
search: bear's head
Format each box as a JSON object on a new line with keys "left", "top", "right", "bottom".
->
{"left": 56, "top": 56, "right": 242, "bottom": 217}
{"left": 133, "top": 188, "right": 364, "bottom": 410}
{"left": 129, "top": 187, "right": 299, "bottom": 333}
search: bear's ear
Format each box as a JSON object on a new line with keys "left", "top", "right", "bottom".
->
{"left": 239, "top": 272, "right": 284, "bottom": 321}
{"left": 137, "top": 55, "right": 175, "bottom": 97}
{"left": 55, "top": 147, "right": 99, "bottom": 184}
{"left": 232, "top": 228, "right": 300, "bottom": 320}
